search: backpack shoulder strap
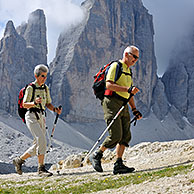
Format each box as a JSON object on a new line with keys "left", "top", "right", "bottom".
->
{"left": 115, "top": 61, "right": 133, "bottom": 81}
{"left": 43, "top": 84, "right": 47, "bottom": 92}
{"left": 44, "top": 84, "right": 48, "bottom": 97}
{"left": 105, "top": 60, "right": 122, "bottom": 82}
{"left": 30, "top": 83, "right": 47, "bottom": 101}
{"left": 122, "top": 68, "right": 133, "bottom": 77}
{"left": 115, "top": 61, "right": 123, "bottom": 82}
{"left": 28, "top": 83, "right": 36, "bottom": 102}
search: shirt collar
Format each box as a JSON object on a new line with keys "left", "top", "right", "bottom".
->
{"left": 34, "top": 80, "right": 45, "bottom": 88}
{"left": 119, "top": 59, "right": 129, "bottom": 69}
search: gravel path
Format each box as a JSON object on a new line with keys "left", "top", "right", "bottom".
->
{"left": 0, "top": 139, "right": 194, "bottom": 193}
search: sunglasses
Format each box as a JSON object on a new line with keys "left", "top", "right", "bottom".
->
{"left": 41, "top": 75, "right": 47, "bottom": 78}
{"left": 128, "top": 52, "right": 139, "bottom": 60}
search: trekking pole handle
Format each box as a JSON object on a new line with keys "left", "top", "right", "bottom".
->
{"left": 54, "top": 105, "right": 62, "bottom": 124}
{"left": 37, "top": 95, "right": 43, "bottom": 109}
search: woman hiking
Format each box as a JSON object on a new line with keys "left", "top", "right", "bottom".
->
{"left": 13, "top": 64, "right": 62, "bottom": 177}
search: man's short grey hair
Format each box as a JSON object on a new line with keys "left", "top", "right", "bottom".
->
{"left": 34, "top": 64, "right": 49, "bottom": 77}
{"left": 123, "top": 46, "right": 139, "bottom": 58}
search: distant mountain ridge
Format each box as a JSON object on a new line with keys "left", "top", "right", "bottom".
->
{"left": 162, "top": 32, "right": 194, "bottom": 126}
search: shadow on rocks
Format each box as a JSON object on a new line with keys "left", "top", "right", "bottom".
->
{"left": 0, "top": 162, "right": 52, "bottom": 174}
{"left": 135, "top": 159, "right": 194, "bottom": 173}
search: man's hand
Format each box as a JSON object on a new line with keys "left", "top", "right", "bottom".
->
{"left": 132, "top": 109, "right": 142, "bottom": 120}
{"left": 128, "top": 86, "right": 139, "bottom": 95}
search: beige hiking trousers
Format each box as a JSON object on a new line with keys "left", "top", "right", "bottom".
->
{"left": 24, "top": 111, "right": 47, "bottom": 156}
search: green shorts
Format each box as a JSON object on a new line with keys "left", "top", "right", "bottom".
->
{"left": 101, "top": 96, "right": 131, "bottom": 149}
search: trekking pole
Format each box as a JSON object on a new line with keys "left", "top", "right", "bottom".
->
{"left": 81, "top": 105, "right": 126, "bottom": 167}
{"left": 130, "top": 116, "right": 137, "bottom": 126}
{"left": 80, "top": 93, "right": 139, "bottom": 167}
{"left": 47, "top": 105, "right": 62, "bottom": 153}
{"left": 80, "top": 111, "right": 137, "bottom": 166}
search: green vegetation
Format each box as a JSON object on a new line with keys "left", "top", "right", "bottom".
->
{"left": 0, "top": 164, "right": 192, "bottom": 194}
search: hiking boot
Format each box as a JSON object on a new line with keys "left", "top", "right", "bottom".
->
{"left": 113, "top": 158, "right": 135, "bottom": 175}
{"left": 13, "top": 157, "right": 25, "bottom": 175}
{"left": 38, "top": 165, "right": 53, "bottom": 177}
{"left": 89, "top": 151, "right": 103, "bottom": 172}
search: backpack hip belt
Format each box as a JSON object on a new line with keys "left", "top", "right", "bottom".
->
{"left": 105, "top": 92, "right": 129, "bottom": 104}
{"left": 29, "top": 108, "right": 45, "bottom": 120}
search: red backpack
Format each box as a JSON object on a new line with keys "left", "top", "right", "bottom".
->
{"left": 92, "top": 61, "right": 133, "bottom": 101}
{"left": 18, "top": 83, "right": 36, "bottom": 123}
{"left": 92, "top": 61, "right": 123, "bottom": 100}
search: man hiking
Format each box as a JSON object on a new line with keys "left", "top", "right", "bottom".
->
{"left": 13, "top": 64, "right": 62, "bottom": 177}
{"left": 90, "top": 46, "right": 142, "bottom": 174}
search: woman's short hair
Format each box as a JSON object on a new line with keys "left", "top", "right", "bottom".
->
{"left": 34, "top": 64, "right": 49, "bottom": 77}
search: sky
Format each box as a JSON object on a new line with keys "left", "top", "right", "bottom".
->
{"left": 0, "top": 0, "right": 194, "bottom": 76}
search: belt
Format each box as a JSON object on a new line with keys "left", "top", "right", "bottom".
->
{"left": 111, "top": 92, "right": 129, "bottom": 104}
{"left": 28, "top": 108, "right": 45, "bottom": 120}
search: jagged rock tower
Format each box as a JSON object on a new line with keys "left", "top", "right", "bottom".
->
{"left": 0, "top": 9, "right": 47, "bottom": 114}
{"left": 50, "top": 0, "right": 157, "bottom": 121}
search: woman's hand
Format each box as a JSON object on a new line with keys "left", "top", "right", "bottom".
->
{"left": 35, "top": 96, "right": 42, "bottom": 105}
{"left": 53, "top": 106, "right": 62, "bottom": 115}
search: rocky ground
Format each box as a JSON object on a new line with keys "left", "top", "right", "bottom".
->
{"left": 0, "top": 139, "right": 194, "bottom": 193}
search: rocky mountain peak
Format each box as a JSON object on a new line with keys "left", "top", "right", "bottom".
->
{"left": 21, "top": 9, "right": 47, "bottom": 64}
{"left": 4, "top": 21, "right": 17, "bottom": 37}
{"left": 29, "top": 9, "right": 45, "bottom": 20}
{"left": 0, "top": 9, "right": 47, "bottom": 115}
{"left": 50, "top": 0, "right": 157, "bottom": 121}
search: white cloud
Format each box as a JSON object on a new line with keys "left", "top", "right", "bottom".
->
{"left": 142, "top": 0, "right": 194, "bottom": 76}
{"left": 0, "top": 0, "right": 84, "bottom": 63}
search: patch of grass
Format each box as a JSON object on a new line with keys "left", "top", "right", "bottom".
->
{"left": 0, "top": 164, "right": 192, "bottom": 194}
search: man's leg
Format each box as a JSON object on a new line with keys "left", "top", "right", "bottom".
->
{"left": 90, "top": 113, "right": 122, "bottom": 173}
{"left": 89, "top": 146, "right": 106, "bottom": 172}
{"left": 113, "top": 144, "right": 135, "bottom": 175}
{"left": 90, "top": 97, "right": 123, "bottom": 173}
{"left": 113, "top": 106, "right": 135, "bottom": 174}
{"left": 116, "top": 144, "right": 125, "bottom": 158}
